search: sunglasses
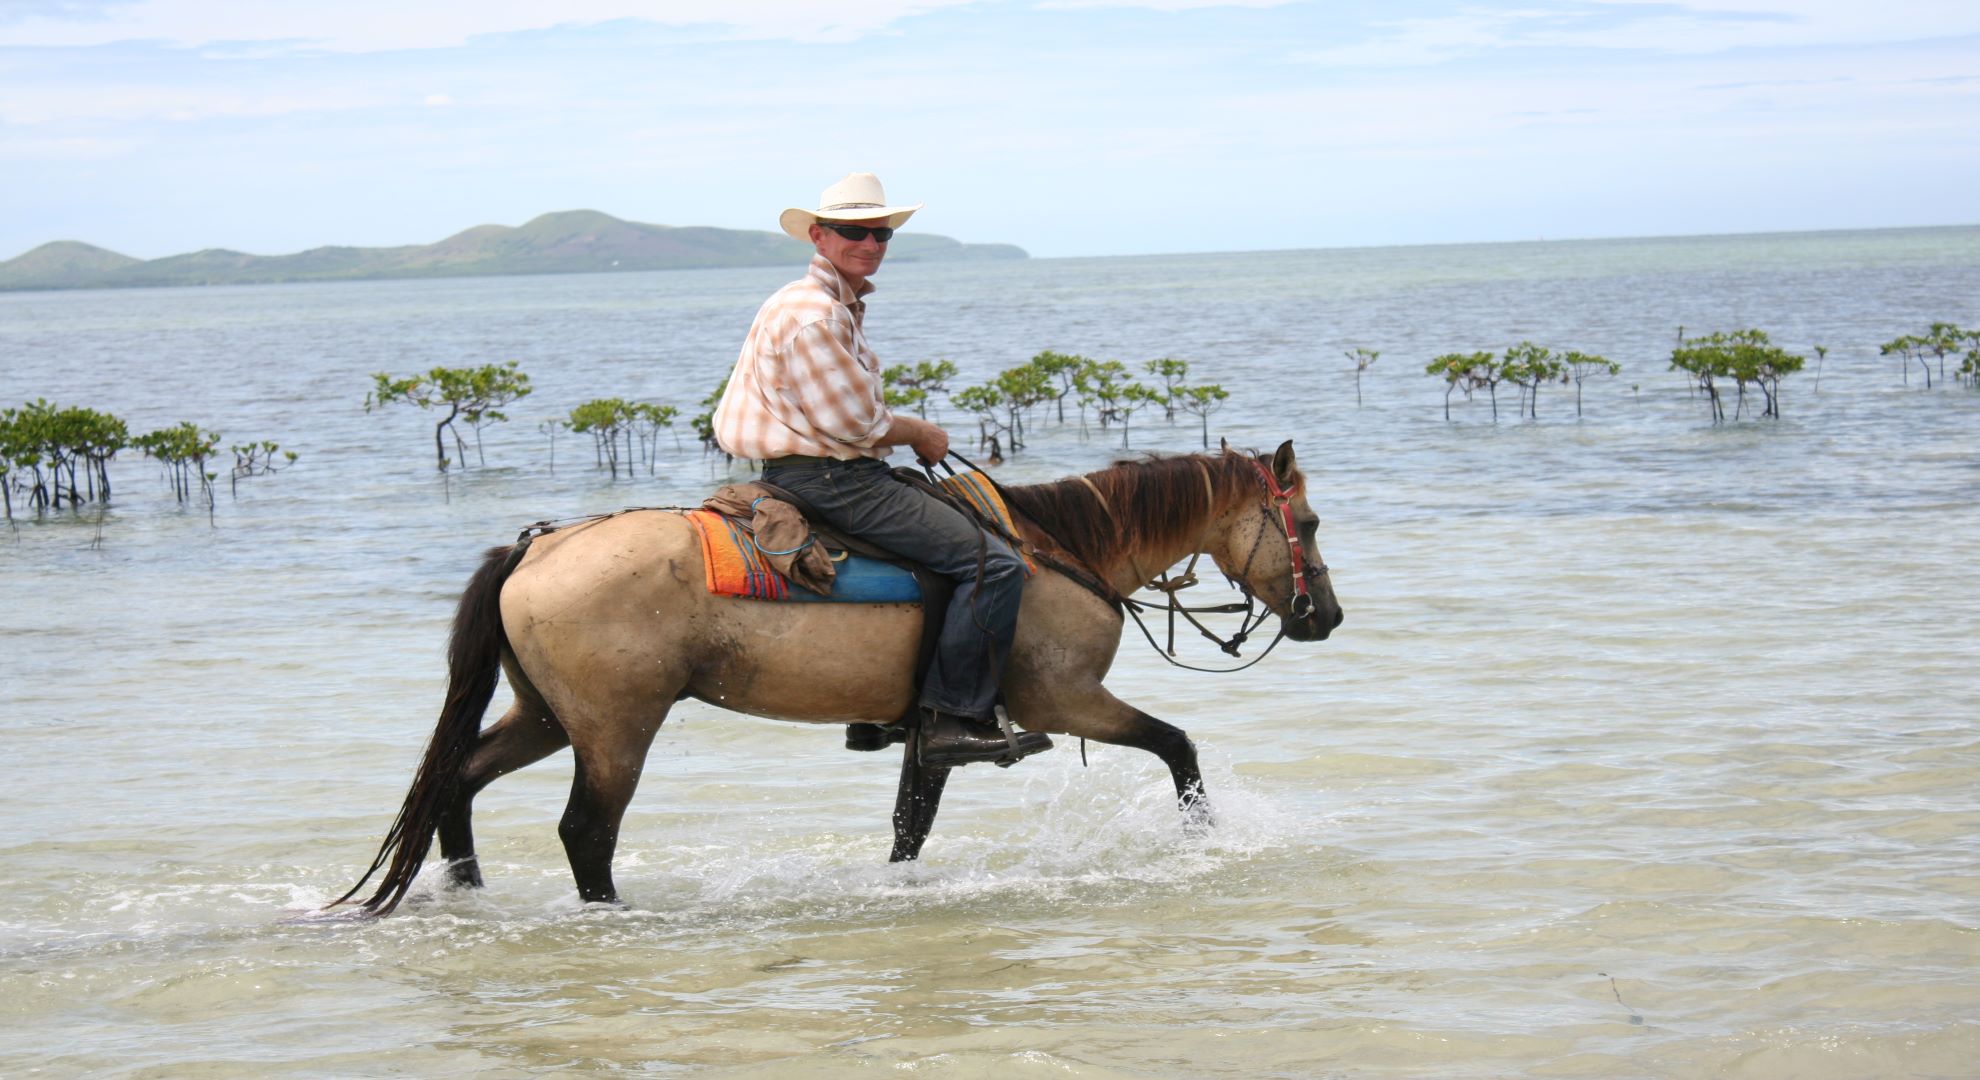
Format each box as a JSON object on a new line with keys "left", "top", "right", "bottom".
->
{"left": 818, "top": 222, "right": 894, "bottom": 243}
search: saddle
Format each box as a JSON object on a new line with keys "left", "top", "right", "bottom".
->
{"left": 687, "top": 470, "right": 1032, "bottom": 603}
{"left": 689, "top": 469, "right": 1031, "bottom": 751}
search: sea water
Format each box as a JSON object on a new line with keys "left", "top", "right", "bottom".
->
{"left": 2, "top": 227, "right": 1977, "bottom": 1077}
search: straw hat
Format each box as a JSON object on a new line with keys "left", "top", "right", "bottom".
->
{"left": 779, "top": 172, "right": 922, "bottom": 242}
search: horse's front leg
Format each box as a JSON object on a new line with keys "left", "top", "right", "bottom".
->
{"left": 1100, "top": 705, "right": 1212, "bottom": 829}
{"left": 1019, "top": 684, "right": 1212, "bottom": 830}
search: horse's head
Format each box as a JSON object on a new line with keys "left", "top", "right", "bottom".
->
{"left": 1213, "top": 440, "right": 1344, "bottom": 643}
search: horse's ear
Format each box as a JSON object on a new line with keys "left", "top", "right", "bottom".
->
{"left": 1271, "top": 440, "right": 1297, "bottom": 484}
{"left": 1219, "top": 437, "right": 1231, "bottom": 454}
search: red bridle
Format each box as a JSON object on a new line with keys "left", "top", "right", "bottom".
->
{"left": 1251, "top": 459, "right": 1320, "bottom": 621}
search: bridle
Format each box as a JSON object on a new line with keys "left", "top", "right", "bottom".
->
{"left": 935, "top": 450, "right": 1327, "bottom": 675}
{"left": 1251, "top": 457, "right": 1325, "bottom": 623}
{"left": 1118, "top": 457, "right": 1330, "bottom": 674}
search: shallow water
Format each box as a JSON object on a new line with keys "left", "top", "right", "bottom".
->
{"left": 3, "top": 227, "right": 1978, "bottom": 1077}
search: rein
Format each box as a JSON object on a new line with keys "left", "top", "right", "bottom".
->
{"left": 1055, "top": 454, "right": 1328, "bottom": 676}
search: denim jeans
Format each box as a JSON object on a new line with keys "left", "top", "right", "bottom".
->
{"left": 763, "top": 457, "right": 1025, "bottom": 720}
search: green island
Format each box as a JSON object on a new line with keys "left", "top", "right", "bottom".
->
{"left": 0, "top": 209, "right": 1027, "bottom": 292}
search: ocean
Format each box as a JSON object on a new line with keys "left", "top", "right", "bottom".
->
{"left": 2, "top": 226, "right": 1977, "bottom": 1077}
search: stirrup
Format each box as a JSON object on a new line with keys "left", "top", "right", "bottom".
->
{"left": 991, "top": 704, "right": 1028, "bottom": 768}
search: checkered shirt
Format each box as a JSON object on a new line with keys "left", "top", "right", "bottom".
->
{"left": 712, "top": 255, "right": 895, "bottom": 462}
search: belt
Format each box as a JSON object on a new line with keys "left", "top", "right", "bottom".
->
{"left": 763, "top": 454, "right": 871, "bottom": 468}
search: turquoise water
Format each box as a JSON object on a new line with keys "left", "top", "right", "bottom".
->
{"left": 2, "top": 226, "right": 1978, "bottom": 1077}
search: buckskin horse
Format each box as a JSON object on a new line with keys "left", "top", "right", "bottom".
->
{"left": 334, "top": 441, "right": 1342, "bottom": 915}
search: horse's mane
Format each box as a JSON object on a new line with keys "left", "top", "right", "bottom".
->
{"left": 1001, "top": 449, "right": 1274, "bottom": 572}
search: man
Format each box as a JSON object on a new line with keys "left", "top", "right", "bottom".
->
{"left": 711, "top": 172, "right": 1052, "bottom": 768}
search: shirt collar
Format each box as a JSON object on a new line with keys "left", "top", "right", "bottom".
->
{"left": 807, "top": 254, "right": 876, "bottom": 306}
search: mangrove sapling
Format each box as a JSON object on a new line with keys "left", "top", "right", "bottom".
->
{"left": 1812, "top": 344, "right": 1828, "bottom": 393}
{"left": 1144, "top": 358, "right": 1189, "bottom": 420}
{"left": 133, "top": 422, "right": 220, "bottom": 509}
{"left": 1959, "top": 333, "right": 1980, "bottom": 388}
{"left": 1923, "top": 323, "right": 1966, "bottom": 385}
{"left": 952, "top": 384, "right": 1010, "bottom": 454}
{"left": 994, "top": 365, "right": 1053, "bottom": 450}
{"left": 1709, "top": 330, "right": 1804, "bottom": 419}
{"left": 1027, "top": 351, "right": 1087, "bottom": 423}
{"left": 539, "top": 419, "right": 565, "bottom": 472}
{"left": 1499, "top": 342, "right": 1568, "bottom": 419}
{"left": 1344, "top": 347, "right": 1379, "bottom": 407}
{"left": 1, "top": 405, "right": 42, "bottom": 513}
{"left": 365, "top": 361, "right": 532, "bottom": 471}
{"left": 1111, "top": 383, "right": 1163, "bottom": 449}
{"left": 0, "top": 409, "right": 23, "bottom": 523}
{"left": 882, "top": 360, "right": 958, "bottom": 420}
{"left": 568, "top": 398, "right": 640, "bottom": 478}
{"left": 634, "top": 403, "right": 680, "bottom": 474}
{"left": 228, "top": 440, "right": 296, "bottom": 496}
{"left": 1425, "top": 352, "right": 1499, "bottom": 421}
{"left": 1562, "top": 351, "right": 1621, "bottom": 417}
{"left": 1177, "top": 384, "right": 1230, "bottom": 448}
{"left": 1672, "top": 330, "right": 1802, "bottom": 421}
{"left": 1670, "top": 333, "right": 1730, "bottom": 422}
{"left": 5, "top": 401, "right": 129, "bottom": 510}
{"left": 1879, "top": 334, "right": 1932, "bottom": 388}
{"left": 1743, "top": 340, "right": 1805, "bottom": 418}
{"left": 1072, "top": 360, "right": 1131, "bottom": 432}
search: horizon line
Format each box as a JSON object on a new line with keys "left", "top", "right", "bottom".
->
{"left": 8, "top": 217, "right": 1979, "bottom": 269}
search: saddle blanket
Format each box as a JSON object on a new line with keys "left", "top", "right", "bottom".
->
{"left": 684, "top": 471, "right": 1029, "bottom": 603}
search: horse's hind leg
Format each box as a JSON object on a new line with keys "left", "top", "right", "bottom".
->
{"left": 437, "top": 702, "right": 570, "bottom": 888}
{"left": 559, "top": 714, "right": 667, "bottom": 905}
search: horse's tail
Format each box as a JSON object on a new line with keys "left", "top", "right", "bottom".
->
{"left": 329, "top": 542, "right": 526, "bottom": 917}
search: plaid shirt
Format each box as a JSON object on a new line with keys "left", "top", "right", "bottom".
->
{"left": 712, "top": 255, "right": 895, "bottom": 461}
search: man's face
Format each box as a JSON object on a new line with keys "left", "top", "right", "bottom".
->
{"left": 810, "top": 216, "right": 890, "bottom": 283}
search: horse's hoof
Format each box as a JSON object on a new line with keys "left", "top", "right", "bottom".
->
{"left": 1180, "top": 796, "right": 1216, "bottom": 836}
{"left": 444, "top": 857, "right": 484, "bottom": 889}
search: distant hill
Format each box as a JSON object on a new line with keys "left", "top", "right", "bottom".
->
{"left": 0, "top": 210, "right": 1028, "bottom": 291}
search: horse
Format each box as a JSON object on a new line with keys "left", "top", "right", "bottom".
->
{"left": 333, "top": 441, "right": 1343, "bottom": 915}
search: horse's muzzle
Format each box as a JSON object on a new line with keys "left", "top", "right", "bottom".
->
{"left": 1284, "top": 600, "right": 1341, "bottom": 642}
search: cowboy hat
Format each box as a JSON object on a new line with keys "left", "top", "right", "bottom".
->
{"left": 779, "top": 172, "right": 922, "bottom": 242}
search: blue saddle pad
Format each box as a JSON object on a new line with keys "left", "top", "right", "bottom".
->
{"left": 786, "top": 551, "right": 922, "bottom": 604}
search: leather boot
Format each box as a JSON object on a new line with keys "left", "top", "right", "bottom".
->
{"left": 915, "top": 708, "right": 1052, "bottom": 767}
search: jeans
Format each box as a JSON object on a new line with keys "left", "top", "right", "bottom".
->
{"left": 762, "top": 457, "right": 1025, "bottom": 720}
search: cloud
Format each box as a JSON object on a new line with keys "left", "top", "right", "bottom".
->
{"left": 1034, "top": 0, "right": 1296, "bottom": 9}
{"left": 1294, "top": 1, "right": 1980, "bottom": 68}
{"left": 0, "top": 0, "right": 978, "bottom": 50}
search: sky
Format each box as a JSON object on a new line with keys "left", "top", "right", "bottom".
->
{"left": 1, "top": 0, "right": 1976, "bottom": 260}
